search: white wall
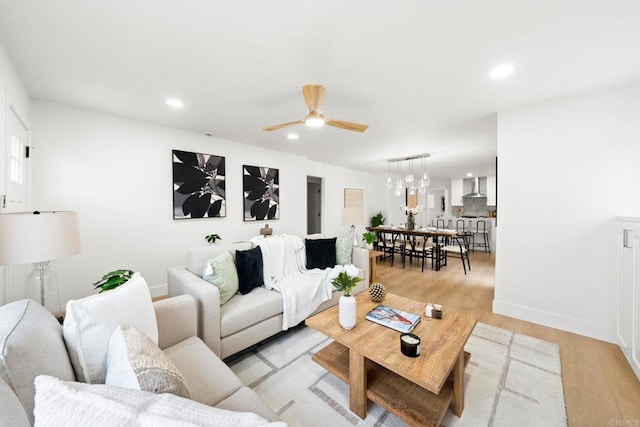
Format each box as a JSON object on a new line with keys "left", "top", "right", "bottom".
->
{"left": 29, "top": 100, "right": 379, "bottom": 302}
{"left": 494, "top": 80, "right": 640, "bottom": 343}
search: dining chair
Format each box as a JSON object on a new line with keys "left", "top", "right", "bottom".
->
{"left": 441, "top": 235, "right": 471, "bottom": 274}
{"left": 402, "top": 236, "right": 434, "bottom": 272}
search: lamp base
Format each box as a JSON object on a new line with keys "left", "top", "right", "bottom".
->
{"left": 25, "top": 261, "right": 63, "bottom": 315}
{"left": 349, "top": 225, "right": 358, "bottom": 247}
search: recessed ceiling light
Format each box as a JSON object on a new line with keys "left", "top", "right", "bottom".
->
{"left": 287, "top": 133, "right": 299, "bottom": 140}
{"left": 490, "top": 63, "right": 515, "bottom": 80}
{"left": 466, "top": 172, "right": 473, "bottom": 177}
{"left": 166, "top": 98, "right": 184, "bottom": 109}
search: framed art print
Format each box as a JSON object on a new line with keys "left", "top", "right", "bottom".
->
{"left": 172, "top": 150, "right": 226, "bottom": 219}
{"left": 243, "top": 165, "right": 279, "bottom": 221}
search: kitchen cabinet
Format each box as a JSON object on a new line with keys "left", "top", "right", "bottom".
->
{"left": 450, "top": 178, "right": 463, "bottom": 206}
{"left": 616, "top": 218, "right": 640, "bottom": 381}
{"left": 486, "top": 175, "right": 496, "bottom": 206}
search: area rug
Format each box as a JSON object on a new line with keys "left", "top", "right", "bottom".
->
{"left": 227, "top": 322, "right": 567, "bottom": 427}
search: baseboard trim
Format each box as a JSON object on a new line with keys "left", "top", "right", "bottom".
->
{"left": 149, "top": 283, "right": 168, "bottom": 299}
{"left": 492, "top": 299, "right": 617, "bottom": 344}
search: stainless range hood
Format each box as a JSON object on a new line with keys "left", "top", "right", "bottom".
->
{"left": 463, "top": 177, "right": 486, "bottom": 198}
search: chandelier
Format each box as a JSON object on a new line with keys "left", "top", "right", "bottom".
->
{"left": 386, "top": 153, "right": 430, "bottom": 196}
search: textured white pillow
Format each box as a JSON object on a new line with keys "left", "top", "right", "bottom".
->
{"left": 33, "top": 375, "right": 284, "bottom": 427}
{"left": 106, "top": 325, "right": 190, "bottom": 398}
{"left": 63, "top": 273, "right": 158, "bottom": 384}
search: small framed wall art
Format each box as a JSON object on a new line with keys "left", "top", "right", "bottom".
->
{"left": 344, "top": 188, "right": 363, "bottom": 208}
{"left": 172, "top": 150, "right": 226, "bottom": 219}
{"left": 243, "top": 165, "right": 279, "bottom": 221}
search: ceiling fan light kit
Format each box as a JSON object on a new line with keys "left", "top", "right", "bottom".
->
{"left": 262, "top": 84, "right": 368, "bottom": 133}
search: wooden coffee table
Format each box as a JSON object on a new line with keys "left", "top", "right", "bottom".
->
{"left": 305, "top": 293, "right": 476, "bottom": 426}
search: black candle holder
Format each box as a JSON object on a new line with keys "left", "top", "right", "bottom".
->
{"left": 400, "top": 333, "right": 421, "bottom": 357}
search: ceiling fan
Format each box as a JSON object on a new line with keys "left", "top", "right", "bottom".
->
{"left": 261, "top": 84, "right": 368, "bottom": 133}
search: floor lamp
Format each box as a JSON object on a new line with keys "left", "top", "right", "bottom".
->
{"left": 0, "top": 211, "right": 81, "bottom": 314}
{"left": 342, "top": 207, "right": 364, "bottom": 247}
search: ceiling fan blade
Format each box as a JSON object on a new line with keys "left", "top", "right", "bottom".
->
{"left": 261, "top": 119, "right": 305, "bottom": 131}
{"left": 302, "top": 84, "right": 325, "bottom": 113}
{"left": 325, "top": 118, "right": 369, "bottom": 132}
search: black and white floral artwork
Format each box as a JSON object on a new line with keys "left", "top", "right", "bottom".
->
{"left": 172, "top": 150, "right": 225, "bottom": 219}
{"left": 243, "top": 165, "right": 279, "bottom": 221}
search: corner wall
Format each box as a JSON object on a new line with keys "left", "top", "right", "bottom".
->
{"left": 30, "top": 100, "right": 379, "bottom": 302}
{"left": 494, "top": 80, "right": 640, "bottom": 343}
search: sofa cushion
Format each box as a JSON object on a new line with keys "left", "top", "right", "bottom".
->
{"left": 202, "top": 251, "right": 239, "bottom": 304}
{"left": 105, "top": 325, "right": 190, "bottom": 398}
{"left": 236, "top": 246, "right": 264, "bottom": 294}
{"left": 63, "top": 272, "right": 158, "bottom": 384}
{"left": 33, "top": 375, "right": 283, "bottom": 427}
{"left": 220, "top": 288, "right": 283, "bottom": 338}
{"left": 163, "top": 337, "right": 243, "bottom": 406}
{"left": 335, "top": 237, "right": 353, "bottom": 265}
{"left": 0, "top": 379, "right": 29, "bottom": 427}
{"left": 216, "top": 387, "right": 281, "bottom": 423}
{"left": 0, "top": 299, "right": 76, "bottom": 426}
{"left": 305, "top": 237, "right": 337, "bottom": 269}
{"left": 187, "top": 242, "right": 254, "bottom": 277}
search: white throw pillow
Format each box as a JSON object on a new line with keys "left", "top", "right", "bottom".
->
{"left": 106, "top": 325, "right": 190, "bottom": 398}
{"left": 33, "top": 375, "right": 285, "bottom": 427}
{"left": 63, "top": 272, "right": 158, "bottom": 384}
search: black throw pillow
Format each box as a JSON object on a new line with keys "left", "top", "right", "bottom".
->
{"left": 305, "top": 237, "right": 337, "bottom": 269}
{"left": 236, "top": 246, "right": 264, "bottom": 294}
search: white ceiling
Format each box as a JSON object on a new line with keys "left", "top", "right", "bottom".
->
{"left": 1, "top": 1, "right": 639, "bottom": 180}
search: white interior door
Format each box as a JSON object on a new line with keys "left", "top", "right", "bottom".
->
{"left": 1, "top": 105, "right": 30, "bottom": 305}
{"left": 4, "top": 106, "right": 29, "bottom": 213}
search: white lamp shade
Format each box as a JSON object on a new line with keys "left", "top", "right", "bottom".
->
{"left": 342, "top": 207, "right": 364, "bottom": 226}
{"left": 0, "top": 211, "right": 81, "bottom": 265}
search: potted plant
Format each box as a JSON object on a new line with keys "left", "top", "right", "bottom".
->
{"left": 331, "top": 271, "right": 362, "bottom": 329}
{"left": 204, "top": 233, "right": 222, "bottom": 244}
{"left": 92, "top": 269, "right": 134, "bottom": 293}
{"left": 370, "top": 211, "right": 385, "bottom": 227}
{"left": 362, "top": 232, "right": 377, "bottom": 249}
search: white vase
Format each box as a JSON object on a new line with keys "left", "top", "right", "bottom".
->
{"left": 364, "top": 242, "right": 373, "bottom": 250}
{"left": 339, "top": 295, "right": 357, "bottom": 330}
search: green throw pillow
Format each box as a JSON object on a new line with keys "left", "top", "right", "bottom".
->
{"left": 336, "top": 237, "right": 353, "bottom": 265}
{"left": 202, "top": 251, "right": 239, "bottom": 304}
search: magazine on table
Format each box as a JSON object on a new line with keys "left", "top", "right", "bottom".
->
{"left": 365, "top": 304, "right": 421, "bottom": 333}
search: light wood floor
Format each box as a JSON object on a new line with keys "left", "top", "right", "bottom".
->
{"left": 374, "top": 251, "right": 640, "bottom": 427}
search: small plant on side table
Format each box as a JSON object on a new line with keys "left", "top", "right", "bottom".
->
{"left": 362, "top": 231, "right": 378, "bottom": 249}
{"left": 204, "top": 233, "right": 222, "bottom": 244}
{"left": 93, "top": 269, "right": 134, "bottom": 293}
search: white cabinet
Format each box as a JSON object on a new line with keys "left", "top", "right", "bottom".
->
{"left": 450, "top": 178, "right": 463, "bottom": 206}
{"left": 616, "top": 218, "right": 640, "bottom": 381}
{"left": 486, "top": 175, "right": 496, "bottom": 206}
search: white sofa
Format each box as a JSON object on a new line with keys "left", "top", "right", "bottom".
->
{"left": 167, "top": 239, "right": 369, "bottom": 359}
{"left": 0, "top": 296, "right": 280, "bottom": 426}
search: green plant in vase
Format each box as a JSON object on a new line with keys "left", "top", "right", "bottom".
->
{"left": 370, "top": 211, "right": 385, "bottom": 227}
{"left": 331, "top": 271, "right": 362, "bottom": 297}
{"left": 204, "top": 233, "right": 222, "bottom": 244}
{"left": 362, "top": 232, "right": 377, "bottom": 249}
{"left": 93, "top": 269, "right": 134, "bottom": 293}
{"left": 332, "top": 271, "right": 362, "bottom": 330}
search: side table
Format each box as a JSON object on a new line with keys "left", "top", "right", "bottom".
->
{"left": 368, "top": 250, "right": 384, "bottom": 284}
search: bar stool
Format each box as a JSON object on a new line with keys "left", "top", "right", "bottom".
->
{"left": 436, "top": 218, "right": 445, "bottom": 229}
{"left": 472, "top": 219, "right": 491, "bottom": 252}
{"left": 456, "top": 219, "right": 473, "bottom": 250}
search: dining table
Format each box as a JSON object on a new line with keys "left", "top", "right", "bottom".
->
{"left": 367, "top": 226, "right": 459, "bottom": 271}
